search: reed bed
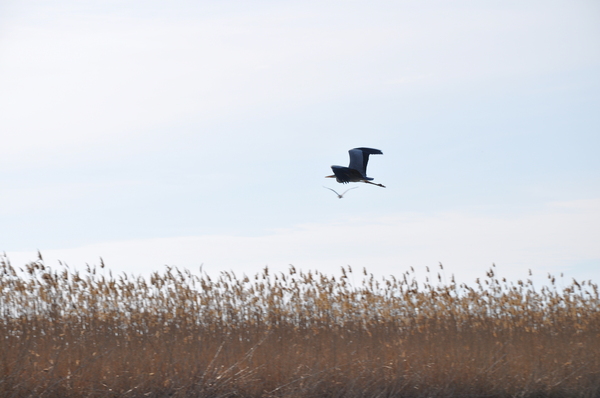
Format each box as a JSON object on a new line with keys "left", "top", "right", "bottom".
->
{"left": 1, "top": 254, "right": 599, "bottom": 398}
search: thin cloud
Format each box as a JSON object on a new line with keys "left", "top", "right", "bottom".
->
{"left": 7, "top": 199, "right": 600, "bottom": 284}
{"left": 2, "top": 2, "right": 598, "bottom": 168}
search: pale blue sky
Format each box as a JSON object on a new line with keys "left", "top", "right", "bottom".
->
{"left": 1, "top": 1, "right": 599, "bottom": 284}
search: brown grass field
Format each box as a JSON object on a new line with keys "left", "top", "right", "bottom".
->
{"left": 1, "top": 254, "right": 599, "bottom": 398}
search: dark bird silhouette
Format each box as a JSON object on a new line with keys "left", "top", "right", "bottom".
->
{"left": 323, "top": 186, "right": 358, "bottom": 198}
{"left": 325, "top": 147, "right": 385, "bottom": 188}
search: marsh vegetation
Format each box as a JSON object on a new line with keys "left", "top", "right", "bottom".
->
{"left": 1, "top": 255, "right": 599, "bottom": 397}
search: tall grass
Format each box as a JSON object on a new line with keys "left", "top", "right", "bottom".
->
{"left": 1, "top": 254, "right": 599, "bottom": 397}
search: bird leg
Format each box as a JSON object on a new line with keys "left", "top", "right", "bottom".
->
{"left": 362, "top": 180, "right": 386, "bottom": 188}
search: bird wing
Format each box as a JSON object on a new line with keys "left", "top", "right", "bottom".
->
{"left": 348, "top": 147, "right": 383, "bottom": 177}
{"left": 323, "top": 186, "right": 341, "bottom": 196}
{"left": 330, "top": 166, "right": 359, "bottom": 183}
{"left": 341, "top": 187, "right": 358, "bottom": 196}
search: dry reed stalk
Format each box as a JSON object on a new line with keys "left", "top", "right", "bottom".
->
{"left": 1, "top": 256, "right": 599, "bottom": 397}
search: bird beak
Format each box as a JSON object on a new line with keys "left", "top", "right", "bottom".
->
{"left": 325, "top": 175, "right": 335, "bottom": 178}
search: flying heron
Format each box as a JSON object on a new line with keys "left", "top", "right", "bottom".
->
{"left": 323, "top": 186, "right": 358, "bottom": 199}
{"left": 326, "top": 147, "right": 386, "bottom": 188}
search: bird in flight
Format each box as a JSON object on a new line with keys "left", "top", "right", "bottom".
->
{"left": 323, "top": 186, "right": 358, "bottom": 199}
{"left": 325, "top": 147, "right": 386, "bottom": 188}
